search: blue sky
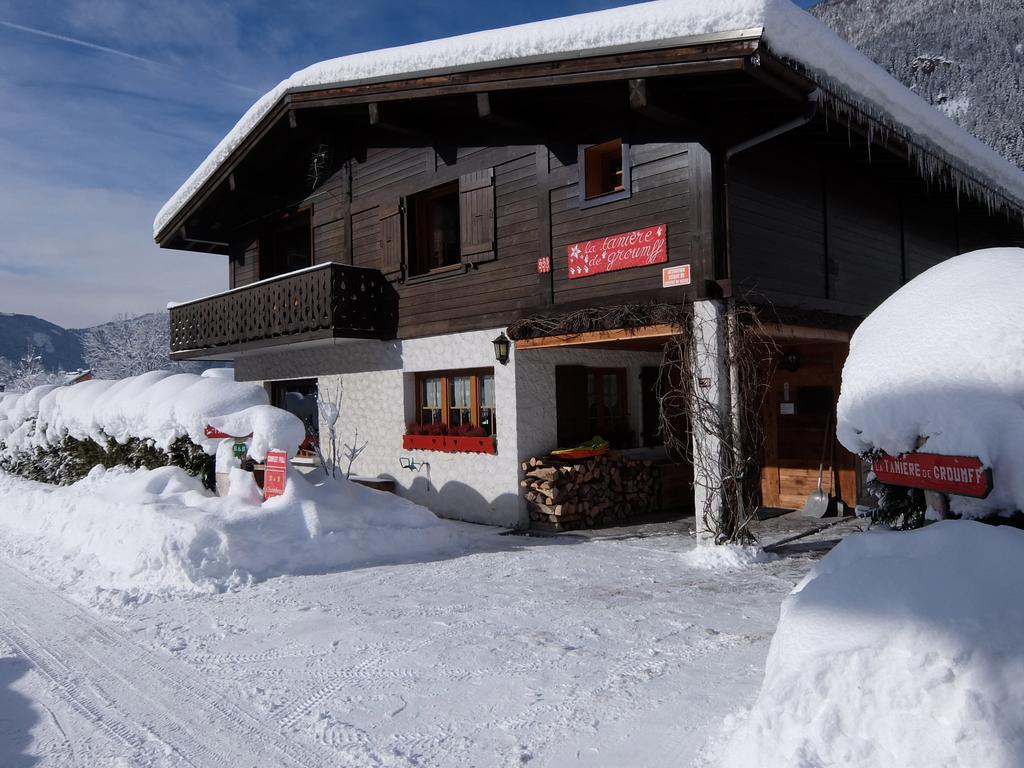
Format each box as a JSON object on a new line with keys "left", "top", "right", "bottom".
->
{"left": 0, "top": 0, "right": 817, "bottom": 327}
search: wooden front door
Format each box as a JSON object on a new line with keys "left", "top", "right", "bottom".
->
{"left": 760, "top": 341, "right": 858, "bottom": 510}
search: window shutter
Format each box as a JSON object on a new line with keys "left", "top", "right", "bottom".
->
{"left": 459, "top": 168, "right": 496, "bottom": 265}
{"left": 377, "top": 202, "right": 403, "bottom": 279}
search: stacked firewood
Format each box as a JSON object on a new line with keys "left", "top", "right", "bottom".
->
{"left": 520, "top": 453, "right": 660, "bottom": 531}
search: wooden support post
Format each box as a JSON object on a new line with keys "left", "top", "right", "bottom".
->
{"left": 691, "top": 299, "right": 729, "bottom": 543}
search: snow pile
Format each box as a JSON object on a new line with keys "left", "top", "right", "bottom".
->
{"left": 680, "top": 544, "right": 777, "bottom": 570}
{"left": 155, "top": 0, "right": 1024, "bottom": 238}
{"left": 0, "top": 466, "right": 468, "bottom": 598}
{"left": 0, "top": 370, "right": 304, "bottom": 461}
{"left": 837, "top": 248, "right": 1024, "bottom": 517}
{"left": 719, "top": 522, "right": 1024, "bottom": 768}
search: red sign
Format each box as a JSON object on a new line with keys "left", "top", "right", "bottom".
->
{"left": 263, "top": 450, "right": 288, "bottom": 500}
{"left": 204, "top": 425, "right": 253, "bottom": 440}
{"left": 662, "top": 264, "right": 691, "bottom": 288}
{"left": 567, "top": 224, "right": 667, "bottom": 279}
{"left": 537, "top": 256, "right": 551, "bottom": 274}
{"left": 872, "top": 452, "right": 992, "bottom": 499}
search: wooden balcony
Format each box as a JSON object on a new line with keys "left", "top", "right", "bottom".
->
{"left": 169, "top": 263, "right": 398, "bottom": 359}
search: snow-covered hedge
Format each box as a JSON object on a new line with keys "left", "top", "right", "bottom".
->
{"left": 0, "top": 370, "right": 306, "bottom": 484}
{"left": 838, "top": 248, "right": 1024, "bottom": 519}
{"left": 720, "top": 522, "right": 1024, "bottom": 767}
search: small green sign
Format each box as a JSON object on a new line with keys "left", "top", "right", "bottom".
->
{"left": 232, "top": 441, "right": 248, "bottom": 458}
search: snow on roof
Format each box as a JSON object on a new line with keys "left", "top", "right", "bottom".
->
{"left": 153, "top": 0, "right": 1024, "bottom": 239}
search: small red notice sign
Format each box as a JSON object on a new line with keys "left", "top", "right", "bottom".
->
{"left": 263, "top": 450, "right": 288, "bottom": 501}
{"left": 567, "top": 224, "right": 667, "bottom": 278}
{"left": 662, "top": 264, "right": 691, "bottom": 288}
{"left": 872, "top": 452, "right": 992, "bottom": 499}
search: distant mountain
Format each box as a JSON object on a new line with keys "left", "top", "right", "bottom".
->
{"left": 0, "top": 312, "right": 212, "bottom": 383}
{"left": 812, "top": 0, "right": 1024, "bottom": 168}
{"left": 0, "top": 313, "right": 86, "bottom": 372}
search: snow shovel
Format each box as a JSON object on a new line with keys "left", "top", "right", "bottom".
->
{"left": 801, "top": 408, "right": 836, "bottom": 518}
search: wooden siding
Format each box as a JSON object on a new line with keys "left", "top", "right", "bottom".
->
{"left": 229, "top": 239, "right": 259, "bottom": 289}
{"left": 395, "top": 151, "right": 540, "bottom": 337}
{"left": 727, "top": 135, "right": 1021, "bottom": 318}
{"left": 551, "top": 143, "right": 692, "bottom": 305}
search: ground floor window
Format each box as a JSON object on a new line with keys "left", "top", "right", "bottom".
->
{"left": 270, "top": 379, "right": 318, "bottom": 457}
{"left": 556, "top": 365, "right": 632, "bottom": 448}
{"left": 414, "top": 369, "right": 495, "bottom": 436}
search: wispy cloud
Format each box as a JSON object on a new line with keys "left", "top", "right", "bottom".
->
{"left": 0, "top": 19, "right": 160, "bottom": 65}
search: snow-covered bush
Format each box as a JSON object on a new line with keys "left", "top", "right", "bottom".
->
{"left": 0, "top": 370, "right": 305, "bottom": 486}
{"left": 0, "top": 434, "right": 214, "bottom": 488}
{"left": 838, "top": 248, "right": 1024, "bottom": 519}
{"left": 720, "top": 522, "right": 1024, "bottom": 767}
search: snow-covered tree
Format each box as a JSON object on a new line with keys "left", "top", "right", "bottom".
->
{"left": 0, "top": 349, "right": 64, "bottom": 392}
{"left": 82, "top": 313, "right": 171, "bottom": 379}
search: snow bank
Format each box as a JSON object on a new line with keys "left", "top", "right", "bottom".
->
{"left": 0, "top": 371, "right": 305, "bottom": 461}
{"left": 680, "top": 544, "right": 777, "bottom": 570}
{"left": 720, "top": 522, "right": 1024, "bottom": 768}
{"left": 0, "top": 466, "right": 469, "bottom": 598}
{"left": 837, "top": 248, "right": 1024, "bottom": 518}
{"left": 155, "top": 0, "right": 1024, "bottom": 238}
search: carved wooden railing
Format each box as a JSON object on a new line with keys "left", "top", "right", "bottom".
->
{"left": 169, "top": 263, "right": 398, "bottom": 355}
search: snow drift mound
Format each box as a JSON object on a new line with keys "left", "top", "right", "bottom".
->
{"left": 837, "top": 248, "right": 1024, "bottom": 518}
{"left": 720, "top": 522, "right": 1024, "bottom": 768}
{"left": 0, "top": 466, "right": 469, "bottom": 598}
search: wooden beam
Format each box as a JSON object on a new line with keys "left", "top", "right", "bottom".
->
{"left": 628, "top": 78, "right": 706, "bottom": 138}
{"left": 475, "top": 92, "right": 535, "bottom": 133}
{"left": 367, "top": 101, "right": 426, "bottom": 138}
{"left": 760, "top": 323, "right": 850, "bottom": 343}
{"left": 514, "top": 323, "right": 680, "bottom": 350}
{"left": 288, "top": 110, "right": 298, "bottom": 128}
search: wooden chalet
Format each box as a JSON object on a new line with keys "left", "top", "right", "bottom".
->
{"left": 155, "top": 1, "right": 1024, "bottom": 531}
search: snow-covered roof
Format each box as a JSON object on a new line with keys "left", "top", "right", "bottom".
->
{"left": 154, "top": 0, "right": 1024, "bottom": 239}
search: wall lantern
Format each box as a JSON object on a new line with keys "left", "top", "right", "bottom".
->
{"left": 492, "top": 332, "right": 511, "bottom": 365}
{"left": 782, "top": 348, "right": 801, "bottom": 372}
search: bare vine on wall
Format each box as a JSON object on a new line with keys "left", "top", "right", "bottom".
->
{"left": 657, "top": 304, "right": 778, "bottom": 545}
{"left": 509, "top": 301, "right": 780, "bottom": 545}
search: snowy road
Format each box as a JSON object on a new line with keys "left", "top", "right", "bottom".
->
{"left": 0, "top": 557, "right": 345, "bottom": 767}
{"left": 0, "top": 527, "right": 817, "bottom": 767}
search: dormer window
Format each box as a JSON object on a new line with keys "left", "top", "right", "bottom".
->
{"left": 580, "top": 139, "right": 631, "bottom": 207}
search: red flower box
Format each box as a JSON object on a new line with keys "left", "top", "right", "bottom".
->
{"left": 445, "top": 436, "right": 497, "bottom": 454}
{"left": 402, "top": 434, "right": 497, "bottom": 454}
{"left": 402, "top": 434, "right": 446, "bottom": 451}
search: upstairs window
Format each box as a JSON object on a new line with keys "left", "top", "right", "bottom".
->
{"left": 415, "top": 369, "right": 496, "bottom": 436}
{"left": 408, "top": 181, "right": 461, "bottom": 276}
{"left": 580, "top": 139, "right": 631, "bottom": 207}
{"left": 261, "top": 210, "right": 311, "bottom": 279}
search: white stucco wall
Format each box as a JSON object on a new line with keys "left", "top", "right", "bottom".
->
{"left": 234, "top": 332, "right": 666, "bottom": 529}
{"left": 236, "top": 330, "right": 525, "bottom": 528}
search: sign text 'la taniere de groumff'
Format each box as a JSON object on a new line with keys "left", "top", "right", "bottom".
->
{"left": 871, "top": 452, "right": 993, "bottom": 499}
{"left": 567, "top": 224, "right": 667, "bottom": 278}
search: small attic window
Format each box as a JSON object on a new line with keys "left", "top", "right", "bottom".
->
{"left": 580, "top": 139, "right": 630, "bottom": 207}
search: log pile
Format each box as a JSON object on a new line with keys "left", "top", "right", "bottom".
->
{"left": 521, "top": 453, "right": 660, "bottom": 531}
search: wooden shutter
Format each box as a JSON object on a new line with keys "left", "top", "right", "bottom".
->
{"left": 459, "top": 168, "right": 496, "bottom": 265}
{"left": 377, "top": 202, "right": 403, "bottom": 279}
{"left": 555, "top": 365, "right": 590, "bottom": 447}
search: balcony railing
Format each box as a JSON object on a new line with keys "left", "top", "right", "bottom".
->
{"left": 169, "top": 263, "right": 398, "bottom": 358}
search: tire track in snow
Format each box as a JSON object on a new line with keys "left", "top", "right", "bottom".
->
{"left": 0, "top": 559, "right": 353, "bottom": 768}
